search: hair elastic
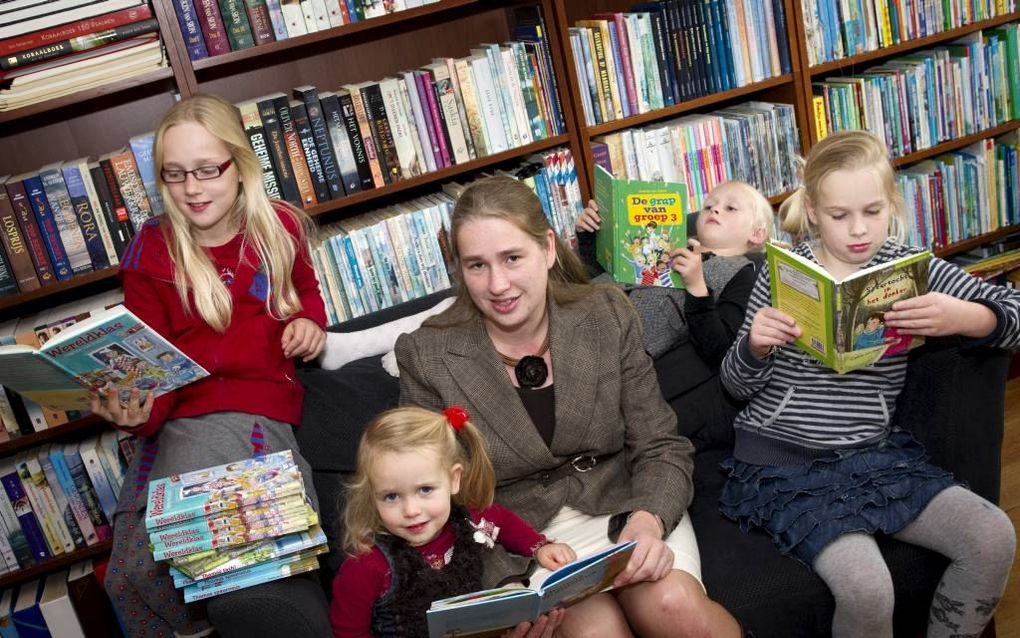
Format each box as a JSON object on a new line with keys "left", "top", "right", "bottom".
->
{"left": 443, "top": 406, "right": 469, "bottom": 431}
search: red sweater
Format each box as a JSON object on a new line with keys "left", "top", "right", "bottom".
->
{"left": 330, "top": 504, "right": 548, "bottom": 638}
{"left": 118, "top": 205, "right": 326, "bottom": 437}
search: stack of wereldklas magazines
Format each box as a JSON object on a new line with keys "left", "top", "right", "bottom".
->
{"left": 145, "top": 450, "right": 327, "bottom": 602}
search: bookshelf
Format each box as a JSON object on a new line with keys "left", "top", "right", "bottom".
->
{"left": 0, "top": 0, "right": 1018, "bottom": 596}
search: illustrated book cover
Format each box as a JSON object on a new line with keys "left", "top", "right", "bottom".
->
{"left": 144, "top": 450, "right": 303, "bottom": 531}
{"left": 0, "top": 304, "right": 207, "bottom": 410}
{"left": 593, "top": 165, "right": 688, "bottom": 287}
{"left": 426, "top": 541, "right": 635, "bottom": 638}
{"left": 766, "top": 243, "right": 932, "bottom": 373}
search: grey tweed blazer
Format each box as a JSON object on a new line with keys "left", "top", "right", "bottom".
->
{"left": 395, "top": 286, "right": 695, "bottom": 583}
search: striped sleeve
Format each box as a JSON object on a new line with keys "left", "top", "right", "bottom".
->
{"left": 720, "top": 265, "right": 776, "bottom": 400}
{"left": 929, "top": 257, "right": 1020, "bottom": 348}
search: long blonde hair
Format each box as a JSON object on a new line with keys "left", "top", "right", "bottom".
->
{"left": 778, "top": 131, "right": 906, "bottom": 242}
{"left": 427, "top": 176, "right": 592, "bottom": 328}
{"left": 153, "top": 94, "right": 314, "bottom": 332}
{"left": 343, "top": 407, "right": 496, "bottom": 555}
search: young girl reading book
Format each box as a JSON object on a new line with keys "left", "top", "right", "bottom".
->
{"left": 90, "top": 94, "right": 327, "bottom": 637}
{"left": 331, "top": 406, "right": 575, "bottom": 638}
{"left": 720, "top": 130, "right": 1017, "bottom": 637}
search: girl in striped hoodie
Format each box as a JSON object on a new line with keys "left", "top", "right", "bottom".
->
{"left": 719, "top": 131, "right": 1017, "bottom": 638}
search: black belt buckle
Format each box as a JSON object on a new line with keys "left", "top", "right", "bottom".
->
{"left": 570, "top": 455, "right": 597, "bottom": 473}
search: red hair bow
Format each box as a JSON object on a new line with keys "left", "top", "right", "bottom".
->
{"left": 443, "top": 406, "right": 470, "bottom": 431}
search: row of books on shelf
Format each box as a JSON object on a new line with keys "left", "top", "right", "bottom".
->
{"left": 899, "top": 130, "right": 1020, "bottom": 248}
{"left": 591, "top": 101, "right": 801, "bottom": 209}
{"left": 812, "top": 23, "right": 1020, "bottom": 158}
{"left": 0, "top": 134, "right": 161, "bottom": 297}
{"left": 802, "top": 0, "right": 1017, "bottom": 65}
{"left": 312, "top": 147, "right": 583, "bottom": 324}
{"left": 0, "top": 289, "right": 126, "bottom": 437}
{"left": 145, "top": 450, "right": 327, "bottom": 602}
{"left": 0, "top": 0, "right": 166, "bottom": 111}
{"left": 171, "top": 0, "right": 442, "bottom": 61}
{"left": 569, "top": 0, "right": 792, "bottom": 127}
{"left": 1, "top": 560, "right": 122, "bottom": 638}
{"left": 237, "top": 29, "right": 564, "bottom": 210}
{"left": 0, "top": 430, "right": 132, "bottom": 575}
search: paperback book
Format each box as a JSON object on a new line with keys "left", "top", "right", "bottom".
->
{"left": 427, "top": 541, "right": 635, "bottom": 638}
{"left": 170, "top": 524, "right": 327, "bottom": 581}
{"left": 144, "top": 450, "right": 302, "bottom": 530}
{"left": 766, "top": 243, "right": 932, "bottom": 374}
{"left": 0, "top": 305, "right": 207, "bottom": 410}
{"left": 593, "top": 165, "right": 688, "bottom": 287}
{"left": 180, "top": 547, "right": 325, "bottom": 602}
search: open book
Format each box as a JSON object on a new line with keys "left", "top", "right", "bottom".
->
{"left": 0, "top": 305, "right": 207, "bottom": 410}
{"left": 426, "top": 541, "right": 636, "bottom": 638}
{"left": 766, "top": 243, "right": 931, "bottom": 373}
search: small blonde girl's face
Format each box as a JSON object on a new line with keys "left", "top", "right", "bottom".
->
{"left": 369, "top": 447, "right": 462, "bottom": 547}
{"left": 806, "top": 167, "right": 892, "bottom": 279}
{"left": 696, "top": 183, "right": 766, "bottom": 255}
{"left": 162, "top": 120, "right": 241, "bottom": 247}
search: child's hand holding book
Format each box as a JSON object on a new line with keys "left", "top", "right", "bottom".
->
{"left": 535, "top": 542, "right": 576, "bottom": 571}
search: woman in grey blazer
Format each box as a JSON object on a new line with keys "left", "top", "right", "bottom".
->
{"left": 396, "top": 177, "right": 740, "bottom": 637}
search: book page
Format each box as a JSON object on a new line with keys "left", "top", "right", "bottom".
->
{"left": 537, "top": 541, "right": 635, "bottom": 615}
{"left": 766, "top": 244, "right": 836, "bottom": 366}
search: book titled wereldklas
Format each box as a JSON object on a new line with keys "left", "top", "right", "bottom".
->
{"left": 426, "top": 541, "right": 636, "bottom": 638}
{"left": 0, "top": 305, "right": 207, "bottom": 410}
{"left": 766, "top": 243, "right": 931, "bottom": 374}
{"left": 145, "top": 451, "right": 303, "bottom": 531}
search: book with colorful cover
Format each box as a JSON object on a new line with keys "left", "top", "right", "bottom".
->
{"left": 148, "top": 494, "right": 309, "bottom": 546}
{"left": 144, "top": 451, "right": 301, "bottom": 531}
{"left": 592, "top": 165, "right": 688, "bottom": 288}
{"left": 766, "top": 243, "right": 932, "bottom": 374}
{"left": 172, "top": 540, "right": 328, "bottom": 588}
{"left": 426, "top": 541, "right": 635, "bottom": 638}
{"left": 150, "top": 506, "right": 316, "bottom": 561}
{"left": 170, "top": 524, "right": 327, "bottom": 581}
{"left": 180, "top": 548, "right": 324, "bottom": 602}
{"left": 0, "top": 304, "right": 207, "bottom": 410}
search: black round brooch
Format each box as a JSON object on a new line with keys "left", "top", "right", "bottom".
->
{"left": 515, "top": 356, "right": 548, "bottom": 389}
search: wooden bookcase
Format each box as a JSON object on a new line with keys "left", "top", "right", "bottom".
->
{"left": 0, "top": 0, "right": 1018, "bottom": 591}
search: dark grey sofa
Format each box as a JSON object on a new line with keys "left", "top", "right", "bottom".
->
{"left": 208, "top": 290, "right": 1010, "bottom": 637}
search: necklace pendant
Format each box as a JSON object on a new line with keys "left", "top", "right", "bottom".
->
{"left": 515, "top": 356, "right": 547, "bottom": 389}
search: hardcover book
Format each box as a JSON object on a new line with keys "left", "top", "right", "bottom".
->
{"left": 766, "top": 243, "right": 932, "bottom": 374}
{"left": 0, "top": 304, "right": 208, "bottom": 410}
{"left": 592, "top": 165, "right": 687, "bottom": 287}
{"left": 426, "top": 541, "right": 635, "bottom": 638}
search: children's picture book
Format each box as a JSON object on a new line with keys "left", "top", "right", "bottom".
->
{"left": 593, "top": 165, "right": 688, "bottom": 288}
{"left": 426, "top": 541, "right": 636, "bottom": 638}
{"left": 766, "top": 243, "right": 932, "bottom": 374}
{"left": 145, "top": 451, "right": 302, "bottom": 531}
{"left": 0, "top": 305, "right": 208, "bottom": 410}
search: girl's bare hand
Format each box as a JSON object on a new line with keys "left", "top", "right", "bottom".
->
{"left": 748, "top": 307, "right": 801, "bottom": 359}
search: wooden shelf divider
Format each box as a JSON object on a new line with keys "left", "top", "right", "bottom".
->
{"left": 0, "top": 416, "right": 106, "bottom": 458}
{"left": 891, "top": 120, "right": 1020, "bottom": 168}
{"left": 0, "top": 541, "right": 113, "bottom": 591}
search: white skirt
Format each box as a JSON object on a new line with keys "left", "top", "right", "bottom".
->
{"left": 527, "top": 506, "right": 702, "bottom": 591}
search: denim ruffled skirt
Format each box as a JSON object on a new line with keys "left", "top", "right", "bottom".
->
{"left": 719, "top": 429, "right": 956, "bottom": 568}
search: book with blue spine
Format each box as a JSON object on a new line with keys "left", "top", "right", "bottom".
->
{"left": 0, "top": 462, "right": 49, "bottom": 563}
{"left": 180, "top": 548, "right": 324, "bottom": 602}
{"left": 145, "top": 451, "right": 301, "bottom": 531}
{"left": 59, "top": 162, "right": 110, "bottom": 271}
{"left": 0, "top": 305, "right": 207, "bottom": 411}
{"left": 128, "top": 133, "right": 164, "bottom": 216}
{"left": 170, "top": 524, "right": 327, "bottom": 582}
{"left": 20, "top": 173, "right": 72, "bottom": 281}
{"left": 150, "top": 506, "right": 315, "bottom": 561}
{"left": 148, "top": 493, "right": 308, "bottom": 546}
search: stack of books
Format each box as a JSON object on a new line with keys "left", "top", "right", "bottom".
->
{"left": 145, "top": 450, "right": 327, "bottom": 602}
{"left": 569, "top": 1, "right": 793, "bottom": 126}
{"left": 0, "top": 0, "right": 166, "bottom": 111}
{"left": 170, "top": 0, "right": 443, "bottom": 61}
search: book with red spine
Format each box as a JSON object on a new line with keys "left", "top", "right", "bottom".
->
{"left": 195, "top": 0, "right": 231, "bottom": 56}
{"left": 0, "top": 4, "right": 153, "bottom": 57}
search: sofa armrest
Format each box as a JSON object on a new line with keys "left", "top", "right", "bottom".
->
{"left": 891, "top": 338, "right": 1009, "bottom": 504}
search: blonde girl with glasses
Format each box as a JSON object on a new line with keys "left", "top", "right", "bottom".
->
{"left": 91, "top": 93, "right": 328, "bottom": 637}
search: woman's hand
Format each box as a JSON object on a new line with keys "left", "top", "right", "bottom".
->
{"left": 535, "top": 542, "right": 577, "bottom": 571}
{"left": 89, "top": 385, "right": 154, "bottom": 428}
{"left": 885, "top": 292, "right": 997, "bottom": 338}
{"left": 502, "top": 608, "right": 565, "bottom": 638}
{"left": 282, "top": 318, "right": 326, "bottom": 361}
{"left": 748, "top": 307, "right": 801, "bottom": 359}
{"left": 576, "top": 199, "right": 602, "bottom": 233}
{"left": 669, "top": 239, "right": 708, "bottom": 297}
{"left": 614, "top": 511, "right": 673, "bottom": 587}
